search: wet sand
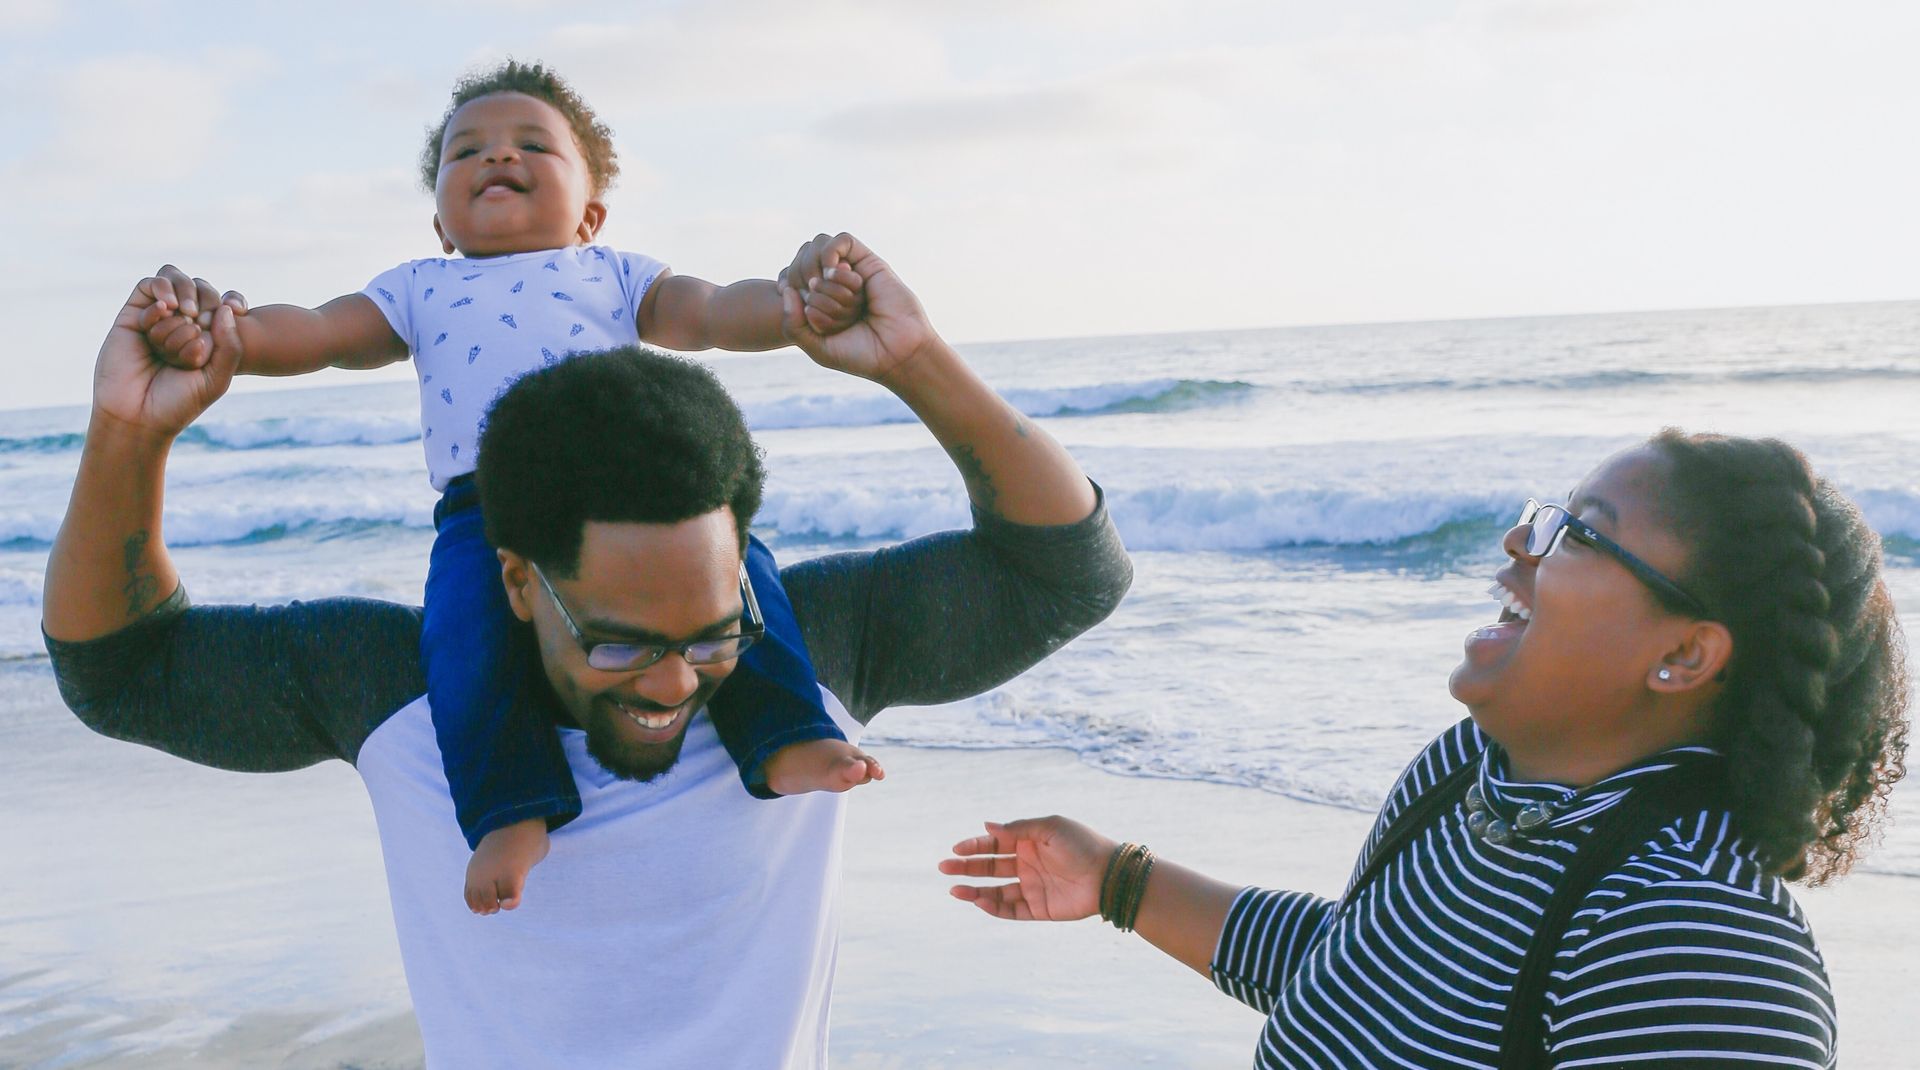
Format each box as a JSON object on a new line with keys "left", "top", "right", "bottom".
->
{"left": 8, "top": 745, "right": 1911, "bottom": 1067}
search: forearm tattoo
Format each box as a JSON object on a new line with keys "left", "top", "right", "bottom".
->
{"left": 945, "top": 443, "right": 999, "bottom": 514}
{"left": 122, "top": 530, "right": 159, "bottom": 620}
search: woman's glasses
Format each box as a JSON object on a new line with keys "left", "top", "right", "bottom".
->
{"left": 1517, "top": 499, "right": 1710, "bottom": 618}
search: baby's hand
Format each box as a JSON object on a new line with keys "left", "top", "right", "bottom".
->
{"left": 799, "top": 263, "right": 866, "bottom": 337}
{"left": 779, "top": 235, "right": 867, "bottom": 338}
{"left": 136, "top": 267, "right": 247, "bottom": 370}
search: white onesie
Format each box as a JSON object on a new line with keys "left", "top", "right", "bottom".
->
{"left": 362, "top": 244, "right": 668, "bottom": 490}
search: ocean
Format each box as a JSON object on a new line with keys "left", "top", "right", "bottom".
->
{"left": 4, "top": 299, "right": 1917, "bottom": 1057}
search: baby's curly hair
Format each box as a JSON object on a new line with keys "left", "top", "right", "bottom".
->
{"left": 419, "top": 59, "right": 620, "bottom": 197}
{"left": 1652, "top": 429, "right": 1910, "bottom": 885}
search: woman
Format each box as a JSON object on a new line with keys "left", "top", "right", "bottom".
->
{"left": 942, "top": 431, "right": 1908, "bottom": 1067}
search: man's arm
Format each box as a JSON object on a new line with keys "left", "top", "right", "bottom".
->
{"left": 48, "top": 592, "right": 425, "bottom": 769}
{"left": 46, "top": 272, "right": 231, "bottom": 642}
{"left": 785, "top": 493, "right": 1129, "bottom": 723}
{"left": 780, "top": 233, "right": 1097, "bottom": 527}
{"left": 773, "top": 233, "right": 1128, "bottom": 719}
{"left": 44, "top": 269, "right": 421, "bottom": 767}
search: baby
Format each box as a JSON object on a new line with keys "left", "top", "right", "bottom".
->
{"left": 140, "top": 60, "right": 881, "bottom": 914}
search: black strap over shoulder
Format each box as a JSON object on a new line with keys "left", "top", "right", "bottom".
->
{"left": 1335, "top": 752, "right": 1718, "bottom": 1069}
{"left": 1497, "top": 770, "right": 1714, "bottom": 1069}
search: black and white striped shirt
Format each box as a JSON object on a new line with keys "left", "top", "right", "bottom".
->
{"left": 1210, "top": 720, "right": 1836, "bottom": 1068}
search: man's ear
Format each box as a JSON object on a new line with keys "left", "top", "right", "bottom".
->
{"left": 433, "top": 215, "right": 457, "bottom": 256}
{"left": 576, "top": 199, "right": 607, "bottom": 243}
{"left": 499, "top": 548, "right": 535, "bottom": 623}
{"left": 1650, "top": 619, "right": 1733, "bottom": 692}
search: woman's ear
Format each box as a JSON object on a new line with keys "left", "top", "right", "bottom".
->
{"left": 1651, "top": 619, "right": 1733, "bottom": 692}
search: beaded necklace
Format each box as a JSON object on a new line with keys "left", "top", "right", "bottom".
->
{"left": 1461, "top": 744, "right": 1724, "bottom": 847}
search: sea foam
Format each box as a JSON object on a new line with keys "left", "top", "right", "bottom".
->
{"left": 7, "top": 477, "right": 1919, "bottom": 559}
{"left": 0, "top": 378, "right": 1256, "bottom": 455}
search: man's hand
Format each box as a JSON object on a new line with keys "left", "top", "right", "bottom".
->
{"left": 777, "top": 239, "right": 866, "bottom": 338}
{"left": 939, "top": 816, "right": 1117, "bottom": 922}
{"left": 777, "top": 233, "right": 935, "bottom": 385}
{"left": 100, "top": 266, "right": 247, "bottom": 438}
{"left": 139, "top": 266, "right": 247, "bottom": 371}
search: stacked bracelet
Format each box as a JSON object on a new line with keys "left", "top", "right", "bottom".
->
{"left": 1098, "top": 842, "right": 1156, "bottom": 932}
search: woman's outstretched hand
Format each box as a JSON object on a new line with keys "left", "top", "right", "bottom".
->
{"left": 943, "top": 817, "right": 1244, "bottom": 979}
{"left": 939, "top": 816, "right": 1117, "bottom": 921}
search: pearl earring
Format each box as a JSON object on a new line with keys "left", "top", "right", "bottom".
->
{"left": 1657, "top": 669, "right": 1673, "bottom": 681}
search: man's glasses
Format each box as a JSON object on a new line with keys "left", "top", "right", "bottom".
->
{"left": 530, "top": 561, "right": 766, "bottom": 672}
{"left": 1517, "top": 499, "right": 1710, "bottom": 619}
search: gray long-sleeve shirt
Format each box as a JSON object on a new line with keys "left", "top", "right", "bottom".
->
{"left": 47, "top": 494, "right": 1131, "bottom": 769}
{"left": 44, "top": 494, "right": 1131, "bottom": 1069}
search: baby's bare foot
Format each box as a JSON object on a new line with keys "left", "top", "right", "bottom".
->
{"left": 465, "top": 818, "right": 550, "bottom": 915}
{"left": 763, "top": 738, "right": 885, "bottom": 796}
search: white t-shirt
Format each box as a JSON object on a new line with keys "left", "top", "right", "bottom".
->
{"left": 362, "top": 245, "right": 669, "bottom": 490}
{"left": 355, "top": 685, "right": 861, "bottom": 1068}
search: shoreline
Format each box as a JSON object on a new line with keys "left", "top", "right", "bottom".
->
{"left": 8, "top": 744, "right": 1912, "bottom": 1067}
{"left": 836, "top": 746, "right": 1915, "bottom": 1068}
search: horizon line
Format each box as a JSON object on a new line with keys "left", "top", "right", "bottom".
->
{"left": 5, "top": 293, "right": 1914, "bottom": 417}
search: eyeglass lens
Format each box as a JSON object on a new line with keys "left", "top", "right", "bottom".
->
{"left": 1528, "top": 507, "right": 1559, "bottom": 560}
{"left": 585, "top": 634, "right": 755, "bottom": 672}
{"left": 1519, "top": 500, "right": 1568, "bottom": 558}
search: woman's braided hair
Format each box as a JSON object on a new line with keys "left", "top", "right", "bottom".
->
{"left": 1651, "top": 429, "right": 1908, "bottom": 884}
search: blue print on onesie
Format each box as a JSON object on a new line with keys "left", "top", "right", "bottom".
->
{"left": 361, "top": 244, "right": 845, "bottom": 850}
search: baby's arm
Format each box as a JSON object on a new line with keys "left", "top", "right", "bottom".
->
{"left": 637, "top": 273, "right": 787, "bottom": 353}
{"left": 230, "top": 296, "right": 410, "bottom": 374}
{"left": 142, "top": 269, "right": 407, "bottom": 375}
{"left": 639, "top": 241, "right": 864, "bottom": 352}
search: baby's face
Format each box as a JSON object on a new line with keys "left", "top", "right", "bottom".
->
{"left": 432, "top": 92, "right": 604, "bottom": 258}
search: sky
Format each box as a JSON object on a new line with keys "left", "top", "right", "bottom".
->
{"left": 1, "top": 0, "right": 1915, "bottom": 411}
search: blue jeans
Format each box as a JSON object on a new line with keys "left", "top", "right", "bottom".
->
{"left": 423, "top": 478, "right": 843, "bottom": 849}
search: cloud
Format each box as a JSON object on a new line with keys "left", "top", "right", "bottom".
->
{"left": 7, "top": 0, "right": 1916, "bottom": 414}
{"left": 813, "top": 87, "right": 1128, "bottom": 148}
{"left": 800, "top": 48, "right": 1243, "bottom": 179}
{"left": 0, "top": 0, "right": 57, "bottom": 31}
{"left": 506, "top": 5, "right": 955, "bottom": 109}
{"left": 1468, "top": 0, "right": 1642, "bottom": 34}
{"left": 895, "top": 0, "right": 1208, "bottom": 30}
{"left": 129, "top": 167, "right": 429, "bottom": 285}
{"left": 3, "top": 48, "right": 272, "bottom": 193}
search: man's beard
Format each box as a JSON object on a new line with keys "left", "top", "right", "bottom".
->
{"left": 579, "top": 676, "right": 724, "bottom": 783}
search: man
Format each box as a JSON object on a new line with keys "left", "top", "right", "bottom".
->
{"left": 44, "top": 234, "right": 1131, "bottom": 1068}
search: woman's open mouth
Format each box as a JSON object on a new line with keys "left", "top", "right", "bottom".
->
{"left": 1489, "top": 581, "right": 1532, "bottom": 624}
{"left": 1463, "top": 581, "right": 1531, "bottom": 660}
